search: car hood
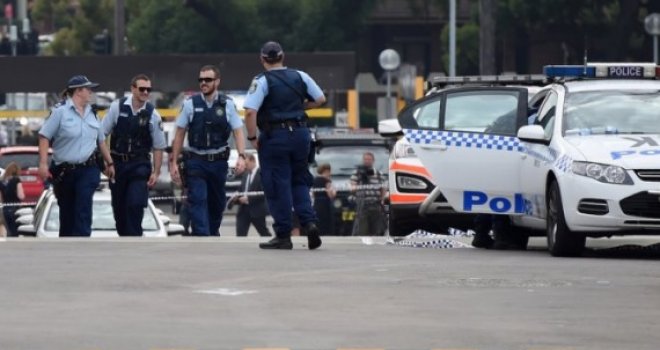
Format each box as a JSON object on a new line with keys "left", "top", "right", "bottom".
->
{"left": 564, "top": 134, "right": 660, "bottom": 169}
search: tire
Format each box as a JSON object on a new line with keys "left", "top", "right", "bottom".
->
{"left": 546, "top": 180, "right": 585, "bottom": 257}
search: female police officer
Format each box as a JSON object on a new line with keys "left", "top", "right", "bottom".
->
{"left": 38, "top": 75, "right": 115, "bottom": 237}
{"left": 243, "top": 41, "right": 326, "bottom": 250}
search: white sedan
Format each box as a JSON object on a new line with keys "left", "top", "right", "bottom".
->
{"left": 401, "top": 63, "right": 660, "bottom": 256}
{"left": 17, "top": 188, "right": 184, "bottom": 237}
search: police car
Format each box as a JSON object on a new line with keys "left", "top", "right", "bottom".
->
{"left": 380, "top": 76, "right": 546, "bottom": 236}
{"left": 402, "top": 63, "right": 660, "bottom": 256}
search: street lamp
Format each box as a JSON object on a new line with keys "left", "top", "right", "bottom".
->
{"left": 644, "top": 13, "right": 660, "bottom": 64}
{"left": 379, "top": 49, "right": 401, "bottom": 120}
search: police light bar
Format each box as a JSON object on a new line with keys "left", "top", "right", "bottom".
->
{"left": 544, "top": 63, "right": 659, "bottom": 79}
{"left": 429, "top": 74, "right": 546, "bottom": 88}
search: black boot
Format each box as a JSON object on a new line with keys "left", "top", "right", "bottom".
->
{"left": 303, "top": 222, "right": 322, "bottom": 250}
{"left": 471, "top": 218, "right": 494, "bottom": 249}
{"left": 259, "top": 237, "right": 293, "bottom": 250}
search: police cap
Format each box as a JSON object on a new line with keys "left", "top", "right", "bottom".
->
{"left": 66, "top": 75, "right": 100, "bottom": 89}
{"left": 260, "top": 41, "right": 284, "bottom": 60}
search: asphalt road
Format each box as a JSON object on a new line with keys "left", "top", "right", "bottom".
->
{"left": 1, "top": 235, "right": 659, "bottom": 350}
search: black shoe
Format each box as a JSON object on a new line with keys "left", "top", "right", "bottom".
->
{"left": 304, "top": 223, "right": 322, "bottom": 250}
{"left": 259, "top": 237, "right": 293, "bottom": 250}
{"left": 471, "top": 233, "right": 494, "bottom": 249}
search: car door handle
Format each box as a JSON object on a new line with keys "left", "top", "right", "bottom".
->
{"left": 421, "top": 143, "right": 448, "bottom": 151}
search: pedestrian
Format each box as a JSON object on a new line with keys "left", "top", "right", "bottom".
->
{"left": 312, "top": 163, "right": 336, "bottom": 235}
{"left": 169, "top": 65, "right": 247, "bottom": 236}
{"left": 228, "top": 153, "right": 272, "bottom": 237}
{"left": 0, "top": 162, "right": 25, "bottom": 237}
{"left": 101, "top": 74, "right": 166, "bottom": 236}
{"left": 38, "top": 75, "right": 115, "bottom": 237}
{"left": 350, "top": 152, "right": 386, "bottom": 236}
{"left": 244, "top": 41, "right": 326, "bottom": 250}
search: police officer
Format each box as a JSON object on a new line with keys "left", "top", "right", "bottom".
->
{"left": 243, "top": 41, "right": 326, "bottom": 250}
{"left": 101, "top": 74, "right": 166, "bottom": 236}
{"left": 38, "top": 75, "right": 115, "bottom": 237}
{"left": 169, "top": 65, "right": 246, "bottom": 236}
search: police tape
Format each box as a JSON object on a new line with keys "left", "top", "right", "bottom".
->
{"left": 385, "top": 229, "right": 474, "bottom": 249}
{"left": 0, "top": 183, "right": 387, "bottom": 208}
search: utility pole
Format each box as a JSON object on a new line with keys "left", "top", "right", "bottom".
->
{"left": 114, "top": 0, "right": 125, "bottom": 55}
{"left": 479, "top": 0, "right": 496, "bottom": 75}
{"left": 449, "top": 0, "right": 456, "bottom": 77}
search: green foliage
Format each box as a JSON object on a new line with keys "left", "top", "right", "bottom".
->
{"left": 32, "top": 0, "right": 113, "bottom": 55}
{"left": 441, "top": 22, "right": 480, "bottom": 75}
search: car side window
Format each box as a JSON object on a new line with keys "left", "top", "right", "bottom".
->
{"left": 444, "top": 90, "right": 520, "bottom": 135}
{"left": 537, "top": 91, "right": 558, "bottom": 139}
{"left": 412, "top": 98, "right": 441, "bottom": 128}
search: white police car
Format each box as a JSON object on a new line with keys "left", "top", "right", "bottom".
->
{"left": 401, "top": 63, "right": 660, "bottom": 256}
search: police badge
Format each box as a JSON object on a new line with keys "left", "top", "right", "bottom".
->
{"left": 216, "top": 108, "right": 224, "bottom": 117}
{"left": 248, "top": 80, "right": 258, "bottom": 94}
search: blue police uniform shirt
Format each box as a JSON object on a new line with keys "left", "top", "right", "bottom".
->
{"left": 175, "top": 92, "right": 243, "bottom": 154}
{"left": 39, "top": 98, "right": 105, "bottom": 165}
{"left": 101, "top": 94, "right": 167, "bottom": 150}
{"left": 243, "top": 67, "right": 325, "bottom": 111}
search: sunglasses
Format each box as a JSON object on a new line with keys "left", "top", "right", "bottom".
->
{"left": 137, "top": 87, "right": 152, "bottom": 93}
{"left": 198, "top": 77, "right": 216, "bottom": 83}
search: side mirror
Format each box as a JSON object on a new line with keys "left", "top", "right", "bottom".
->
{"left": 166, "top": 223, "right": 186, "bottom": 236}
{"left": 378, "top": 119, "right": 403, "bottom": 138}
{"left": 18, "top": 224, "right": 36, "bottom": 237}
{"left": 517, "top": 125, "right": 549, "bottom": 145}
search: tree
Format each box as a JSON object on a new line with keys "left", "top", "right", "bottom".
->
{"left": 32, "top": 0, "right": 113, "bottom": 55}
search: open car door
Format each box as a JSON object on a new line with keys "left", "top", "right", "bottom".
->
{"left": 399, "top": 86, "right": 530, "bottom": 215}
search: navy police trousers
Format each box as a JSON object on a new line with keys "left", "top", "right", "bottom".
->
{"left": 258, "top": 127, "right": 317, "bottom": 238}
{"left": 109, "top": 160, "right": 151, "bottom": 236}
{"left": 52, "top": 165, "right": 100, "bottom": 237}
{"left": 185, "top": 157, "right": 228, "bottom": 236}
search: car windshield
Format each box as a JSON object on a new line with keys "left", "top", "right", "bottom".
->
{"left": 0, "top": 153, "right": 45, "bottom": 169}
{"left": 311, "top": 146, "right": 389, "bottom": 176}
{"left": 45, "top": 199, "right": 159, "bottom": 232}
{"left": 563, "top": 90, "right": 660, "bottom": 136}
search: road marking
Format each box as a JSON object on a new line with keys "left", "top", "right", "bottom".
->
{"left": 194, "top": 288, "right": 258, "bottom": 296}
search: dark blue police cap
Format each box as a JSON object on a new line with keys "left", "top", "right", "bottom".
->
{"left": 66, "top": 75, "right": 100, "bottom": 89}
{"left": 260, "top": 41, "right": 284, "bottom": 59}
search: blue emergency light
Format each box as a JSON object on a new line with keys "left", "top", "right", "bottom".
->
{"left": 544, "top": 63, "right": 659, "bottom": 79}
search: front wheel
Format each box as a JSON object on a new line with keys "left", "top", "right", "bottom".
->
{"left": 546, "top": 180, "right": 585, "bottom": 257}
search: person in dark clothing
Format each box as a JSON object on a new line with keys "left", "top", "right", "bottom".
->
{"left": 228, "top": 153, "right": 271, "bottom": 237}
{"left": 0, "top": 162, "right": 26, "bottom": 237}
{"left": 312, "top": 163, "right": 336, "bottom": 235}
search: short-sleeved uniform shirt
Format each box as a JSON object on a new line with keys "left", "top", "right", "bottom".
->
{"left": 175, "top": 92, "right": 243, "bottom": 155}
{"left": 101, "top": 94, "right": 167, "bottom": 150}
{"left": 39, "top": 98, "right": 105, "bottom": 165}
{"left": 243, "top": 67, "right": 325, "bottom": 111}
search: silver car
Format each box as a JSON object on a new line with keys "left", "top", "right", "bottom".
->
{"left": 16, "top": 188, "right": 185, "bottom": 237}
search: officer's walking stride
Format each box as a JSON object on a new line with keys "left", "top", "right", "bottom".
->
{"left": 170, "top": 65, "right": 246, "bottom": 236}
{"left": 38, "top": 75, "right": 115, "bottom": 237}
{"left": 101, "top": 74, "right": 166, "bottom": 236}
{"left": 243, "top": 41, "right": 327, "bottom": 250}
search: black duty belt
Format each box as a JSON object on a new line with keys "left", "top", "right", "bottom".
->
{"left": 111, "top": 152, "right": 150, "bottom": 163}
{"left": 59, "top": 154, "right": 97, "bottom": 170}
{"left": 186, "top": 148, "right": 230, "bottom": 162}
{"left": 268, "top": 119, "right": 307, "bottom": 129}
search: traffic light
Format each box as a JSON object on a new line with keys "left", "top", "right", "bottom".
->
{"left": 92, "top": 32, "right": 112, "bottom": 55}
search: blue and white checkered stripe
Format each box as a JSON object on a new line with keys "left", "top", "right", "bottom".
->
{"left": 554, "top": 154, "right": 573, "bottom": 173}
{"left": 404, "top": 129, "right": 524, "bottom": 152}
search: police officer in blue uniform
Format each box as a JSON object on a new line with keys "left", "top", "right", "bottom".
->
{"left": 169, "top": 65, "right": 246, "bottom": 236}
{"left": 244, "top": 41, "right": 327, "bottom": 250}
{"left": 101, "top": 74, "right": 166, "bottom": 236}
{"left": 38, "top": 75, "right": 115, "bottom": 237}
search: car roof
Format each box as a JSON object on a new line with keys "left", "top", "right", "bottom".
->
{"left": 562, "top": 79, "right": 660, "bottom": 93}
